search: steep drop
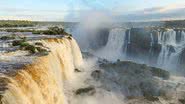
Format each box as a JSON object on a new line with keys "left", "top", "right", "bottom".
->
{"left": 0, "top": 37, "right": 83, "bottom": 104}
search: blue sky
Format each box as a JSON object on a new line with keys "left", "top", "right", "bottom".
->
{"left": 0, "top": 0, "right": 185, "bottom": 21}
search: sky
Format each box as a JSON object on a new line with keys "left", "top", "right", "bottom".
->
{"left": 0, "top": 0, "right": 185, "bottom": 21}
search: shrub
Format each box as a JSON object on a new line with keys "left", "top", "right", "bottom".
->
{"left": 25, "top": 45, "right": 36, "bottom": 53}
{"left": 32, "top": 26, "right": 67, "bottom": 35}
{"left": 36, "top": 47, "right": 49, "bottom": 55}
{"left": 12, "top": 40, "right": 24, "bottom": 46}
{"left": 32, "top": 30, "right": 43, "bottom": 34}
{"left": 20, "top": 42, "right": 30, "bottom": 48}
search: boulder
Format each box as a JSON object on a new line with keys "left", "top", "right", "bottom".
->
{"left": 91, "top": 70, "right": 101, "bottom": 80}
{"left": 75, "top": 86, "right": 96, "bottom": 96}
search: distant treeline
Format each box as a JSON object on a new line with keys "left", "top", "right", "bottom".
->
{"left": 0, "top": 20, "right": 37, "bottom": 27}
{"left": 164, "top": 20, "right": 185, "bottom": 28}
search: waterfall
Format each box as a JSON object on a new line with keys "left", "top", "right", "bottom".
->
{"left": 149, "top": 33, "right": 154, "bottom": 54}
{"left": 157, "top": 29, "right": 176, "bottom": 68}
{"left": 95, "top": 28, "right": 126, "bottom": 61}
{"left": 150, "top": 33, "right": 154, "bottom": 47}
{"left": 157, "top": 29, "right": 185, "bottom": 70}
{"left": 0, "top": 37, "right": 83, "bottom": 104}
{"left": 128, "top": 29, "right": 131, "bottom": 44}
{"left": 181, "top": 31, "right": 185, "bottom": 43}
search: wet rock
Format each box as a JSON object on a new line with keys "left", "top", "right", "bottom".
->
{"left": 159, "top": 85, "right": 176, "bottom": 100}
{"left": 89, "top": 28, "right": 109, "bottom": 50}
{"left": 125, "top": 28, "right": 161, "bottom": 64}
{"left": 91, "top": 70, "right": 101, "bottom": 80}
{"left": 144, "top": 95, "right": 159, "bottom": 102}
{"left": 75, "top": 86, "right": 96, "bottom": 96}
{"left": 99, "top": 61, "right": 171, "bottom": 98}
{"left": 97, "top": 58, "right": 109, "bottom": 65}
{"left": 35, "top": 42, "right": 43, "bottom": 46}
{"left": 67, "top": 36, "right": 72, "bottom": 40}
{"left": 167, "top": 45, "right": 176, "bottom": 53}
{"left": 117, "top": 59, "right": 121, "bottom": 62}
{"left": 36, "top": 46, "right": 50, "bottom": 56}
{"left": 74, "top": 68, "right": 81, "bottom": 72}
{"left": 179, "top": 99, "right": 185, "bottom": 104}
{"left": 82, "top": 52, "right": 94, "bottom": 59}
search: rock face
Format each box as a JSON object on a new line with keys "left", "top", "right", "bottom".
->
{"left": 87, "top": 28, "right": 110, "bottom": 50}
{"left": 99, "top": 61, "right": 169, "bottom": 97}
{"left": 93, "top": 61, "right": 185, "bottom": 103}
{"left": 91, "top": 70, "right": 101, "bottom": 81}
{"left": 125, "top": 28, "right": 161, "bottom": 64}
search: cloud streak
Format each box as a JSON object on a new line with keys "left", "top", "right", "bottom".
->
{"left": 0, "top": 0, "right": 185, "bottom": 21}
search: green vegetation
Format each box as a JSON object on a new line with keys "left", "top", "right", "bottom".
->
{"left": 4, "top": 29, "right": 34, "bottom": 32}
{"left": 22, "top": 44, "right": 36, "bottom": 54}
{"left": 36, "top": 47, "right": 49, "bottom": 55}
{"left": 12, "top": 39, "right": 37, "bottom": 53}
{"left": 32, "top": 26, "right": 70, "bottom": 35}
{"left": 0, "top": 35, "right": 16, "bottom": 40}
{"left": 12, "top": 40, "right": 26, "bottom": 46}
{"left": 0, "top": 20, "right": 37, "bottom": 27}
{"left": 19, "top": 42, "right": 30, "bottom": 48}
{"left": 12, "top": 38, "right": 49, "bottom": 55}
{"left": 1, "top": 26, "right": 71, "bottom": 36}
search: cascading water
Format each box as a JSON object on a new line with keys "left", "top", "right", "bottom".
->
{"left": 128, "top": 29, "right": 131, "bottom": 44}
{"left": 149, "top": 33, "right": 154, "bottom": 54}
{"left": 89, "top": 27, "right": 185, "bottom": 72}
{"left": 157, "top": 29, "right": 185, "bottom": 70}
{"left": 181, "top": 31, "right": 185, "bottom": 42}
{"left": 0, "top": 37, "right": 83, "bottom": 104}
{"left": 95, "top": 28, "right": 126, "bottom": 61}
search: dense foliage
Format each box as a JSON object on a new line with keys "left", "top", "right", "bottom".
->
{"left": 0, "top": 20, "right": 37, "bottom": 27}
{"left": 1, "top": 26, "right": 71, "bottom": 36}
{"left": 32, "top": 26, "right": 70, "bottom": 35}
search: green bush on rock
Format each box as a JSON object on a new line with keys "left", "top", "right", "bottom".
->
{"left": 19, "top": 42, "right": 30, "bottom": 48}
{"left": 32, "top": 26, "right": 69, "bottom": 35}
{"left": 36, "top": 47, "right": 49, "bottom": 55}
{"left": 24, "top": 45, "right": 36, "bottom": 53}
{"left": 11, "top": 39, "right": 49, "bottom": 55}
{"left": 12, "top": 40, "right": 26, "bottom": 46}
